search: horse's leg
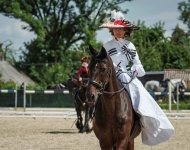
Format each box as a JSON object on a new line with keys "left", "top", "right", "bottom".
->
{"left": 81, "top": 107, "right": 91, "bottom": 133}
{"left": 172, "top": 93, "right": 177, "bottom": 104}
{"left": 115, "top": 139, "right": 129, "bottom": 150}
{"left": 89, "top": 107, "right": 94, "bottom": 118}
{"left": 115, "top": 139, "right": 134, "bottom": 150}
{"left": 125, "top": 139, "right": 134, "bottom": 150}
{"left": 115, "top": 128, "right": 135, "bottom": 150}
{"left": 99, "top": 143, "right": 112, "bottom": 150}
{"left": 75, "top": 105, "right": 83, "bottom": 132}
{"left": 78, "top": 110, "right": 84, "bottom": 133}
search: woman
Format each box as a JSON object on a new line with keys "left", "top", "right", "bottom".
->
{"left": 100, "top": 10, "right": 174, "bottom": 146}
{"left": 77, "top": 56, "right": 89, "bottom": 81}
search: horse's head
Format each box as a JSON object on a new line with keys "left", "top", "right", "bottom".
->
{"left": 87, "top": 45, "right": 116, "bottom": 104}
{"left": 179, "top": 80, "right": 187, "bottom": 93}
{"left": 65, "top": 73, "right": 89, "bottom": 94}
{"left": 65, "top": 74, "right": 80, "bottom": 93}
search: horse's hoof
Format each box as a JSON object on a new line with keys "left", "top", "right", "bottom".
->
{"left": 79, "top": 127, "right": 88, "bottom": 133}
{"left": 85, "top": 128, "right": 93, "bottom": 134}
{"left": 79, "top": 129, "right": 84, "bottom": 133}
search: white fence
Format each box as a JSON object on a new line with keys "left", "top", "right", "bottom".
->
{"left": 0, "top": 84, "right": 70, "bottom": 111}
{"left": 0, "top": 82, "right": 190, "bottom": 112}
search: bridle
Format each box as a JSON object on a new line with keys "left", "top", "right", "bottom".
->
{"left": 89, "top": 79, "right": 125, "bottom": 95}
{"left": 87, "top": 60, "right": 125, "bottom": 117}
{"left": 88, "top": 65, "right": 125, "bottom": 95}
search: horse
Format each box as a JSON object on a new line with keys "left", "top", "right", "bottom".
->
{"left": 145, "top": 80, "right": 166, "bottom": 92}
{"left": 145, "top": 79, "right": 187, "bottom": 103}
{"left": 167, "top": 78, "right": 187, "bottom": 102}
{"left": 86, "top": 46, "right": 141, "bottom": 150}
{"left": 144, "top": 80, "right": 166, "bottom": 102}
{"left": 65, "top": 73, "right": 92, "bottom": 133}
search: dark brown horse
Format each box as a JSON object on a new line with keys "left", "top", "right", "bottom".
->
{"left": 65, "top": 74, "right": 92, "bottom": 133}
{"left": 86, "top": 46, "right": 141, "bottom": 150}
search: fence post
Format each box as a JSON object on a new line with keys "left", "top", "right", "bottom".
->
{"left": 29, "top": 94, "right": 32, "bottom": 107}
{"left": 176, "top": 83, "right": 179, "bottom": 112}
{"left": 168, "top": 81, "right": 172, "bottom": 112}
{"left": 15, "top": 85, "right": 17, "bottom": 111}
{"left": 23, "top": 82, "right": 26, "bottom": 112}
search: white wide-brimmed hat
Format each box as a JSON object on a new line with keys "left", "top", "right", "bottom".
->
{"left": 100, "top": 10, "right": 139, "bottom": 30}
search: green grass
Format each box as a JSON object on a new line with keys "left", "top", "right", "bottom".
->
{"left": 158, "top": 101, "right": 190, "bottom": 110}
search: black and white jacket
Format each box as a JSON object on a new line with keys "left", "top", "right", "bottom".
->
{"left": 103, "top": 38, "right": 145, "bottom": 77}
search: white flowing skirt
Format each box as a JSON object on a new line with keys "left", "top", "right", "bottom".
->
{"left": 117, "top": 70, "right": 175, "bottom": 146}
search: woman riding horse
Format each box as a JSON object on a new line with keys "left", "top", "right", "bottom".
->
{"left": 77, "top": 56, "right": 89, "bottom": 82}
{"left": 87, "top": 10, "right": 174, "bottom": 149}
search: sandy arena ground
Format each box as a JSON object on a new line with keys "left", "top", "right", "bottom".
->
{"left": 0, "top": 116, "right": 189, "bottom": 150}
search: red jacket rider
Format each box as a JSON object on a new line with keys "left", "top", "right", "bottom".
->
{"left": 77, "top": 56, "right": 89, "bottom": 81}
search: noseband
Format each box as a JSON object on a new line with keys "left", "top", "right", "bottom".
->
{"left": 88, "top": 67, "right": 124, "bottom": 95}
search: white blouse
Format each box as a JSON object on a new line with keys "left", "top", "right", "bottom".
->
{"left": 103, "top": 38, "right": 145, "bottom": 77}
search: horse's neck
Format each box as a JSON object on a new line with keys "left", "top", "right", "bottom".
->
{"left": 96, "top": 95, "right": 117, "bottom": 123}
{"left": 181, "top": 80, "right": 187, "bottom": 88}
{"left": 169, "top": 79, "right": 183, "bottom": 88}
{"left": 170, "top": 79, "right": 181, "bottom": 84}
{"left": 77, "top": 87, "right": 86, "bottom": 101}
{"left": 100, "top": 79, "right": 123, "bottom": 112}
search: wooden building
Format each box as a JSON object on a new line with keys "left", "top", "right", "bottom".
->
{"left": 164, "top": 69, "right": 190, "bottom": 88}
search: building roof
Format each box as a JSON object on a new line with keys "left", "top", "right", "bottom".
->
{"left": 0, "top": 61, "right": 35, "bottom": 86}
{"left": 164, "top": 69, "right": 190, "bottom": 81}
{"left": 145, "top": 71, "right": 164, "bottom": 75}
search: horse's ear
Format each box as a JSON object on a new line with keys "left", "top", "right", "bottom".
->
{"left": 89, "top": 44, "right": 98, "bottom": 56}
{"left": 97, "top": 46, "right": 107, "bottom": 59}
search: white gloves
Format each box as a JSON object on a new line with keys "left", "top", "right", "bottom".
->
{"left": 131, "top": 64, "right": 145, "bottom": 77}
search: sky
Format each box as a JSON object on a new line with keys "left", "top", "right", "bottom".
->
{"left": 0, "top": 0, "right": 188, "bottom": 57}
{"left": 97, "top": 0, "right": 188, "bottom": 43}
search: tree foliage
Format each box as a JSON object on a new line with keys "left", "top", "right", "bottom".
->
{"left": 178, "top": 0, "right": 190, "bottom": 32}
{"left": 0, "top": 40, "right": 16, "bottom": 63}
{"left": 132, "top": 21, "right": 164, "bottom": 71}
{"left": 0, "top": 0, "right": 189, "bottom": 87}
{"left": 0, "top": 0, "right": 132, "bottom": 63}
{"left": 132, "top": 20, "right": 190, "bottom": 71}
{"left": 0, "top": 0, "right": 133, "bottom": 86}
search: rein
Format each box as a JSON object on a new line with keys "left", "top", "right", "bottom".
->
{"left": 89, "top": 80, "right": 125, "bottom": 95}
{"left": 116, "top": 70, "right": 138, "bottom": 84}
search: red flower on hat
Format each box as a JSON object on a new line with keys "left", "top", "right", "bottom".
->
{"left": 114, "top": 20, "right": 127, "bottom": 27}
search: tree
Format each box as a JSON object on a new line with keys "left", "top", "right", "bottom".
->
{"left": 171, "top": 24, "right": 186, "bottom": 44}
{"left": 0, "top": 0, "right": 133, "bottom": 85}
{"left": 0, "top": 40, "right": 15, "bottom": 62}
{"left": 169, "top": 25, "right": 190, "bottom": 69}
{"left": 0, "top": 0, "right": 132, "bottom": 64}
{"left": 178, "top": 0, "right": 190, "bottom": 33}
{"left": 132, "top": 21, "right": 165, "bottom": 71}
